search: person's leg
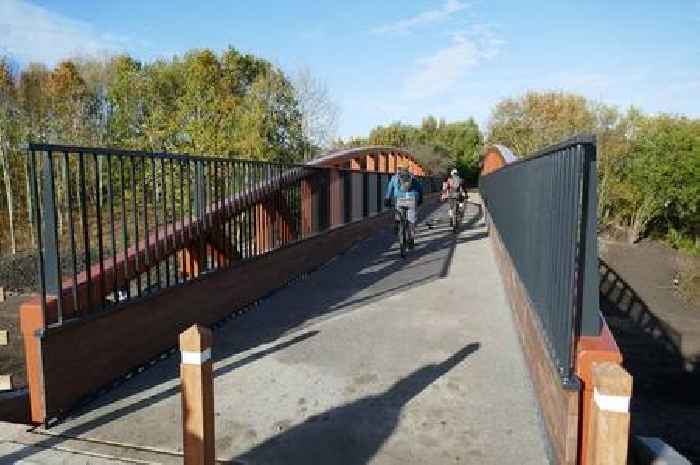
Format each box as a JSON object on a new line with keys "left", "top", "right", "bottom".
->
{"left": 407, "top": 207, "right": 417, "bottom": 248}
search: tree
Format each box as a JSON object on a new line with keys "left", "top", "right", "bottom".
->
{"left": 487, "top": 91, "right": 595, "bottom": 156}
{"left": 106, "top": 55, "right": 144, "bottom": 147}
{"left": 626, "top": 115, "right": 700, "bottom": 243}
{"left": 293, "top": 67, "right": 339, "bottom": 160}
{"left": 46, "top": 60, "right": 92, "bottom": 144}
{"left": 0, "top": 57, "right": 20, "bottom": 254}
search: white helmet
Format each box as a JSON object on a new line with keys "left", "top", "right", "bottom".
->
{"left": 450, "top": 169, "right": 458, "bottom": 176}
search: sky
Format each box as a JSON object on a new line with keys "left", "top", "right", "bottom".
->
{"left": 1, "top": 0, "right": 699, "bottom": 138}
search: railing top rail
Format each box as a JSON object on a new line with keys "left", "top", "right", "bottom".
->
{"left": 25, "top": 143, "right": 443, "bottom": 181}
{"left": 481, "top": 134, "right": 596, "bottom": 177}
{"left": 24, "top": 143, "right": 313, "bottom": 168}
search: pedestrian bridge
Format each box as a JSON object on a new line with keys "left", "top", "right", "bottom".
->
{"left": 4, "top": 137, "right": 631, "bottom": 464}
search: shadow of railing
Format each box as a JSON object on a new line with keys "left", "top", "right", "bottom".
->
{"left": 599, "top": 259, "right": 700, "bottom": 462}
{"left": 599, "top": 259, "right": 685, "bottom": 362}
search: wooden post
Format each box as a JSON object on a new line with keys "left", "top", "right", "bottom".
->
{"left": 180, "top": 324, "right": 215, "bottom": 465}
{"left": 586, "top": 362, "right": 632, "bottom": 465}
{"left": 366, "top": 154, "right": 376, "bottom": 172}
{"left": 388, "top": 153, "right": 396, "bottom": 173}
{"left": 378, "top": 152, "right": 387, "bottom": 173}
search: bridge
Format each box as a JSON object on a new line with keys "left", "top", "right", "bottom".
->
{"left": 1, "top": 137, "right": 632, "bottom": 464}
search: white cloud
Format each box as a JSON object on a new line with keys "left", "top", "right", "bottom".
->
{"left": 0, "top": 0, "right": 129, "bottom": 65}
{"left": 372, "top": 0, "right": 468, "bottom": 34}
{"left": 403, "top": 28, "right": 502, "bottom": 99}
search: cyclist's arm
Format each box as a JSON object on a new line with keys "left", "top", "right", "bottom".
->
{"left": 414, "top": 178, "right": 424, "bottom": 204}
{"left": 385, "top": 175, "right": 397, "bottom": 200}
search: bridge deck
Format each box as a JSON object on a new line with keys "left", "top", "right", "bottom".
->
{"left": 7, "top": 197, "right": 549, "bottom": 464}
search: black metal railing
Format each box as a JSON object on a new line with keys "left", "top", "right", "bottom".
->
{"left": 27, "top": 144, "right": 441, "bottom": 329}
{"left": 480, "top": 135, "right": 601, "bottom": 385}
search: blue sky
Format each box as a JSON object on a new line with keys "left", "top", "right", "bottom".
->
{"left": 1, "top": 0, "right": 699, "bottom": 138}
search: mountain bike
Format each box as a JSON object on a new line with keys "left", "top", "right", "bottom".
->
{"left": 448, "top": 192, "right": 463, "bottom": 233}
{"left": 396, "top": 195, "right": 416, "bottom": 258}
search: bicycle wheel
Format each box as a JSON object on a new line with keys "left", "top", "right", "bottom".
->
{"left": 399, "top": 218, "right": 407, "bottom": 257}
{"left": 451, "top": 199, "right": 459, "bottom": 233}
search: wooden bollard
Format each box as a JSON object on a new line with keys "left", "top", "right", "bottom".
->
{"left": 586, "top": 362, "right": 633, "bottom": 465}
{"left": 180, "top": 325, "right": 215, "bottom": 465}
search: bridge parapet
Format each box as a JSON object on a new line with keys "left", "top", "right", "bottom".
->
{"left": 18, "top": 144, "right": 442, "bottom": 423}
{"left": 480, "top": 135, "right": 630, "bottom": 465}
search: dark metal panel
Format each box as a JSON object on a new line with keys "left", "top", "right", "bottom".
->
{"left": 480, "top": 136, "right": 599, "bottom": 384}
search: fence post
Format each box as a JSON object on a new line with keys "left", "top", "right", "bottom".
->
{"left": 180, "top": 324, "right": 215, "bottom": 465}
{"left": 40, "top": 151, "right": 61, "bottom": 298}
{"left": 578, "top": 139, "right": 602, "bottom": 336}
{"left": 586, "top": 362, "right": 632, "bottom": 465}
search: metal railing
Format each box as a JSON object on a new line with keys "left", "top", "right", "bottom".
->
{"left": 480, "top": 135, "right": 601, "bottom": 385}
{"left": 26, "top": 144, "right": 441, "bottom": 329}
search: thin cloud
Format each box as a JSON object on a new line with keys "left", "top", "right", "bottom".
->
{"left": 403, "top": 29, "right": 502, "bottom": 99}
{"left": 0, "top": 0, "right": 129, "bottom": 65}
{"left": 372, "top": 0, "right": 469, "bottom": 34}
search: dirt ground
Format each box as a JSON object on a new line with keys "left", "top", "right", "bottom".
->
{"left": 600, "top": 238, "right": 700, "bottom": 463}
{"left": 0, "top": 293, "right": 27, "bottom": 388}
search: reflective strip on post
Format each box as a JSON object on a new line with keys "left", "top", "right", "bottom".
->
{"left": 181, "top": 348, "right": 212, "bottom": 365}
{"left": 593, "top": 387, "right": 630, "bottom": 413}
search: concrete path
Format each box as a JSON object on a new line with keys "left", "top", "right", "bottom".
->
{"left": 2, "top": 196, "right": 550, "bottom": 464}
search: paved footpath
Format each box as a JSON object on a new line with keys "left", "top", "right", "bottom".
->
{"left": 1, "top": 195, "right": 550, "bottom": 464}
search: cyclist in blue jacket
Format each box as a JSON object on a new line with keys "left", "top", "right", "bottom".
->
{"left": 384, "top": 161, "right": 423, "bottom": 248}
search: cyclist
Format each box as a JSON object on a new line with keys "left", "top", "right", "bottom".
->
{"left": 384, "top": 161, "right": 423, "bottom": 248}
{"left": 442, "top": 169, "right": 465, "bottom": 227}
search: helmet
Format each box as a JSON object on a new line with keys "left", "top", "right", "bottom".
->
{"left": 450, "top": 169, "right": 458, "bottom": 176}
{"left": 397, "top": 160, "right": 410, "bottom": 173}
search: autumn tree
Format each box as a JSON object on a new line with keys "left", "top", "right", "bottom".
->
{"left": 487, "top": 91, "right": 595, "bottom": 156}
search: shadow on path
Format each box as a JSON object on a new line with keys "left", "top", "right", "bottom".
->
{"left": 230, "top": 343, "right": 480, "bottom": 465}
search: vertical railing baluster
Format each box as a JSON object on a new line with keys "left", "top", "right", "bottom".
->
{"left": 152, "top": 157, "right": 160, "bottom": 288}
{"left": 171, "top": 158, "right": 179, "bottom": 282}
{"left": 120, "top": 157, "right": 130, "bottom": 300}
{"left": 30, "top": 149, "right": 48, "bottom": 324}
{"left": 107, "top": 154, "right": 118, "bottom": 304}
{"left": 42, "top": 150, "right": 63, "bottom": 324}
{"left": 141, "top": 157, "right": 151, "bottom": 292}
{"left": 130, "top": 157, "right": 141, "bottom": 297}
{"left": 162, "top": 158, "right": 170, "bottom": 287}
{"left": 195, "top": 161, "right": 204, "bottom": 275}
{"left": 78, "top": 152, "right": 92, "bottom": 312}
{"left": 64, "top": 152, "right": 79, "bottom": 314}
{"left": 188, "top": 160, "right": 195, "bottom": 279}
{"left": 94, "top": 154, "right": 105, "bottom": 309}
{"left": 178, "top": 160, "right": 189, "bottom": 282}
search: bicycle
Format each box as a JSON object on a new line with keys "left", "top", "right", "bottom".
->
{"left": 448, "top": 192, "right": 463, "bottom": 233}
{"left": 396, "top": 194, "right": 416, "bottom": 258}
